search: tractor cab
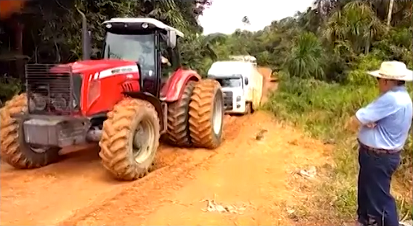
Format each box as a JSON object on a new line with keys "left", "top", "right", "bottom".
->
{"left": 101, "top": 18, "right": 183, "bottom": 96}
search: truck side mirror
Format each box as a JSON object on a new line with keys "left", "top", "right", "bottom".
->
{"left": 245, "top": 78, "right": 249, "bottom": 85}
{"left": 167, "top": 30, "right": 177, "bottom": 49}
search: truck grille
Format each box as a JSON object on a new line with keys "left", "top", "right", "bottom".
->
{"left": 25, "top": 64, "right": 82, "bottom": 115}
{"left": 223, "top": 91, "right": 233, "bottom": 110}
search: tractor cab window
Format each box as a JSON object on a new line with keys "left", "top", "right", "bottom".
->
{"left": 159, "top": 33, "right": 175, "bottom": 78}
{"left": 103, "top": 32, "right": 156, "bottom": 74}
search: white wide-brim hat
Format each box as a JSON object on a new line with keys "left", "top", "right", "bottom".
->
{"left": 368, "top": 61, "right": 413, "bottom": 82}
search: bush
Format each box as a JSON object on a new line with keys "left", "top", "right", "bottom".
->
{"left": 266, "top": 75, "right": 376, "bottom": 138}
{"left": 346, "top": 54, "right": 382, "bottom": 85}
{"left": 0, "top": 77, "right": 22, "bottom": 104}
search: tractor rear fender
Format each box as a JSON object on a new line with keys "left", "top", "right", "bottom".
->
{"left": 123, "top": 91, "right": 166, "bottom": 133}
{"left": 160, "top": 68, "right": 201, "bottom": 102}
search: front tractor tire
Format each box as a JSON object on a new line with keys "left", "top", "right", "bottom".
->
{"left": 165, "top": 81, "right": 195, "bottom": 147}
{"left": 189, "top": 79, "right": 224, "bottom": 149}
{"left": 0, "top": 93, "right": 60, "bottom": 168}
{"left": 99, "top": 98, "right": 160, "bottom": 181}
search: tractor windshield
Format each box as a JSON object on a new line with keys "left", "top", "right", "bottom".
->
{"left": 103, "top": 32, "right": 155, "bottom": 73}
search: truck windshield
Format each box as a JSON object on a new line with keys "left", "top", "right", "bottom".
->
{"left": 103, "top": 32, "right": 155, "bottom": 73}
{"left": 214, "top": 77, "right": 243, "bottom": 88}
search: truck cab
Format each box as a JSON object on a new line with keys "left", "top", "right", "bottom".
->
{"left": 207, "top": 61, "right": 263, "bottom": 114}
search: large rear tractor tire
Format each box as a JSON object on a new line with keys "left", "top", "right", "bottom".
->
{"left": 165, "top": 81, "right": 195, "bottom": 147}
{"left": 99, "top": 98, "right": 160, "bottom": 181}
{"left": 0, "top": 93, "right": 60, "bottom": 169}
{"left": 189, "top": 79, "right": 224, "bottom": 149}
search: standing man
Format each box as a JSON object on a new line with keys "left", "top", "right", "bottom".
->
{"left": 345, "top": 61, "right": 413, "bottom": 226}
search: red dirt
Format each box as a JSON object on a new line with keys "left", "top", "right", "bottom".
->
{"left": 0, "top": 71, "right": 331, "bottom": 225}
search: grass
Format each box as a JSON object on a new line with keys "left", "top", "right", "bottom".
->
{"left": 265, "top": 75, "right": 413, "bottom": 222}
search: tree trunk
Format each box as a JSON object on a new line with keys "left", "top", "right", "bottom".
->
{"left": 14, "top": 20, "right": 25, "bottom": 82}
{"left": 387, "top": 0, "right": 394, "bottom": 28}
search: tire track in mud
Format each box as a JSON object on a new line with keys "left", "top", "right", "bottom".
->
{"left": 59, "top": 114, "right": 252, "bottom": 226}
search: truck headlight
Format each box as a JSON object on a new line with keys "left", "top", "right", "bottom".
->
{"left": 236, "top": 96, "right": 241, "bottom": 101}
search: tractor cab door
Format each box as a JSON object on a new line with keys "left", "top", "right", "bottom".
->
{"left": 159, "top": 33, "right": 179, "bottom": 93}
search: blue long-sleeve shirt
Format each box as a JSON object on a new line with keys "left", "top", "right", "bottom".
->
{"left": 356, "top": 86, "right": 412, "bottom": 151}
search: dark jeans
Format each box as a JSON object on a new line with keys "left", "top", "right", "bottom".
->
{"left": 357, "top": 145, "right": 401, "bottom": 226}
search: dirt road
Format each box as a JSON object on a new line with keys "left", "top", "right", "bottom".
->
{"left": 0, "top": 68, "right": 331, "bottom": 225}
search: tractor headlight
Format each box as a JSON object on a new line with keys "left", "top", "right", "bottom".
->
{"left": 29, "top": 94, "right": 47, "bottom": 111}
{"left": 51, "top": 97, "right": 68, "bottom": 111}
{"left": 142, "top": 23, "right": 149, "bottom": 29}
{"left": 236, "top": 96, "right": 241, "bottom": 102}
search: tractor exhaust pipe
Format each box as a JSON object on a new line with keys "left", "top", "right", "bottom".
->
{"left": 77, "top": 8, "right": 91, "bottom": 60}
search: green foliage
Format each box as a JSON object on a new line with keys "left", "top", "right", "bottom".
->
{"left": 0, "top": 77, "right": 21, "bottom": 103}
{"left": 285, "top": 32, "right": 326, "bottom": 79}
{"left": 346, "top": 54, "right": 382, "bottom": 85}
{"left": 266, "top": 76, "right": 376, "bottom": 138}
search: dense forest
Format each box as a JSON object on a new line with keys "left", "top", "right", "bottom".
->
{"left": 0, "top": 0, "right": 412, "bottom": 220}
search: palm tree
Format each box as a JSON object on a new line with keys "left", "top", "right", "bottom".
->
{"left": 323, "top": 1, "right": 384, "bottom": 54}
{"left": 285, "top": 32, "right": 326, "bottom": 80}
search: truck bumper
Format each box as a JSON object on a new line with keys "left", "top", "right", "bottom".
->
{"left": 21, "top": 115, "right": 90, "bottom": 148}
{"left": 226, "top": 108, "right": 246, "bottom": 114}
{"left": 225, "top": 103, "right": 246, "bottom": 114}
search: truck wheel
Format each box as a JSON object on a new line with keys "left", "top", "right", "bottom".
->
{"left": 189, "top": 79, "right": 224, "bottom": 149}
{"left": 165, "top": 81, "right": 195, "bottom": 147}
{"left": 99, "top": 98, "right": 160, "bottom": 181}
{"left": 246, "top": 102, "right": 253, "bottom": 114}
{"left": 0, "top": 93, "right": 60, "bottom": 169}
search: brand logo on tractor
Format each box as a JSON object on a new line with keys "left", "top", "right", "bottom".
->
{"left": 90, "top": 66, "right": 139, "bottom": 81}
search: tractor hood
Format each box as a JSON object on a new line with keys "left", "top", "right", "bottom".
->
{"left": 50, "top": 59, "right": 137, "bottom": 74}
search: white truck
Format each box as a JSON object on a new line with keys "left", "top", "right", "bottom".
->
{"left": 207, "top": 61, "right": 263, "bottom": 114}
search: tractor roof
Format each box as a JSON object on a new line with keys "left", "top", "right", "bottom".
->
{"left": 103, "top": 18, "right": 184, "bottom": 37}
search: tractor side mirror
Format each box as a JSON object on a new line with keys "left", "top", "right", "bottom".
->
{"left": 161, "top": 56, "right": 171, "bottom": 66}
{"left": 245, "top": 78, "right": 249, "bottom": 85}
{"left": 167, "top": 30, "right": 177, "bottom": 49}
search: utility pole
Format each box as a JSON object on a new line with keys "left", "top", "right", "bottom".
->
{"left": 387, "top": 0, "right": 394, "bottom": 28}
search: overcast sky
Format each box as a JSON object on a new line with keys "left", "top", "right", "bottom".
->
{"left": 199, "top": 0, "right": 315, "bottom": 34}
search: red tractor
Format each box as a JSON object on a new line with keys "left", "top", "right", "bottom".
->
{"left": 0, "top": 16, "right": 224, "bottom": 181}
